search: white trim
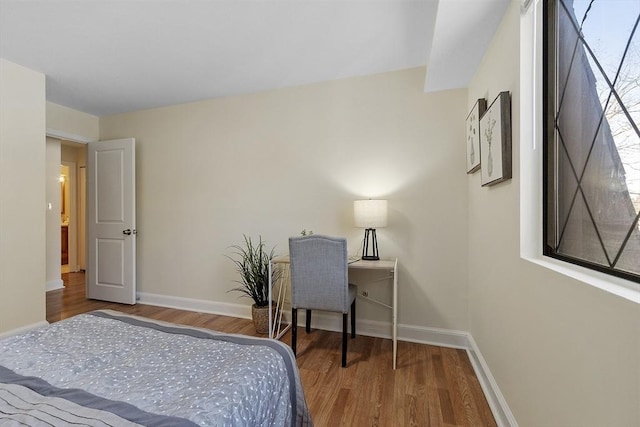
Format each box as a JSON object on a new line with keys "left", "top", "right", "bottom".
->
{"left": 138, "top": 292, "right": 470, "bottom": 348}
{"left": 397, "top": 323, "right": 470, "bottom": 349}
{"left": 521, "top": 0, "right": 534, "bottom": 14}
{"left": 302, "top": 309, "right": 471, "bottom": 348}
{"left": 292, "top": 310, "right": 395, "bottom": 341}
{"left": 46, "top": 128, "right": 97, "bottom": 144}
{"left": 526, "top": 255, "right": 640, "bottom": 303}
{"left": 0, "top": 321, "right": 49, "bottom": 339}
{"left": 136, "top": 292, "right": 252, "bottom": 319}
{"left": 467, "top": 335, "right": 519, "bottom": 427}
{"left": 136, "top": 291, "right": 517, "bottom": 425}
{"left": 46, "top": 279, "right": 64, "bottom": 292}
{"left": 518, "top": 0, "right": 640, "bottom": 304}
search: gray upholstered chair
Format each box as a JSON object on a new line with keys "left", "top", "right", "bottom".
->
{"left": 288, "top": 235, "right": 357, "bottom": 368}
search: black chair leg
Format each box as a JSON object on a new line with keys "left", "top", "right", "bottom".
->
{"left": 306, "top": 309, "right": 311, "bottom": 333}
{"left": 342, "top": 313, "right": 348, "bottom": 368}
{"left": 351, "top": 300, "right": 356, "bottom": 338}
{"left": 292, "top": 308, "right": 297, "bottom": 356}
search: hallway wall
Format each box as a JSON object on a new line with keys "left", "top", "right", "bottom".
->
{"left": 0, "top": 59, "right": 46, "bottom": 334}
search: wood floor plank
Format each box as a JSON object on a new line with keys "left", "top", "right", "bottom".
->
{"left": 442, "top": 348, "right": 471, "bottom": 427}
{"left": 405, "top": 393, "right": 420, "bottom": 427}
{"left": 456, "top": 349, "right": 498, "bottom": 427}
{"left": 328, "top": 388, "right": 350, "bottom": 426}
{"left": 47, "top": 272, "right": 498, "bottom": 427}
{"left": 438, "top": 388, "right": 457, "bottom": 425}
{"left": 428, "top": 385, "right": 444, "bottom": 427}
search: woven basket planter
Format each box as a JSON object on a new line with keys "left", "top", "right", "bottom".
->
{"left": 251, "top": 303, "right": 277, "bottom": 335}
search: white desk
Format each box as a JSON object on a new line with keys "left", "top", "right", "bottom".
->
{"left": 268, "top": 256, "right": 398, "bottom": 369}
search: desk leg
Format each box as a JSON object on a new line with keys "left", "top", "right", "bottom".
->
{"left": 393, "top": 259, "right": 398, "bottom": 370}
{"left": 269, "top": 262, "right": 292, "bottom": 340}
{"left": 274, "top": 265, "right": 291, "bottom": 340}
{"left": 268, "top": 261, "right": 274, "bottom": 339}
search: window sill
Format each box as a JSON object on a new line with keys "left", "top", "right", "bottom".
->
{"left": 519, "top": 3, "right": 640, "bottom": 306}
{"left": 522, "top": 254, "right": 640, "bottom": 304}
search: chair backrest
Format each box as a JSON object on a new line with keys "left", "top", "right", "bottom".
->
{"left": 288, "top": 235, "right": 349, "bottom": 313}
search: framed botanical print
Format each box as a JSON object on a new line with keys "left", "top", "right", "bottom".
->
{"left": 466, "top": 98, "right": 487, "bottom": 173}
{"left": 480, "top": 91, "right": 512, "bottom": 186}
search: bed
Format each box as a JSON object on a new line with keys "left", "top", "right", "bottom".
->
{"left": 0, "top": 310, "right": 312, "bottom": 426}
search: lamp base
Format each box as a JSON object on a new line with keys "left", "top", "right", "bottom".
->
{"left": 361, "top": 228, "right": 380, "bottom": 261}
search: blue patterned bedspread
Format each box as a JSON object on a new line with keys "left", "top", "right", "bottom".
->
{"left": 0, "top": 310, "right": 312, "bottom": 426}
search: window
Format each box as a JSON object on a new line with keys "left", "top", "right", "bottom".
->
{"left": 544, "top": 0, "right": 640, "bottom": 282}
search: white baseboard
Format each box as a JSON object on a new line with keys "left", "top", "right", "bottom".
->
{"left": 46, "top": 279, "right": 64, "bottom": 292}
{"left": 0, "top": 321, "right": 49, "bottom": 339}
{"left": 398, "top": 323, "right": 470, "bottom": 349}
{"left": 466, "top": 334, "right": 519, "bottom": 427}
{"left": 291, "top": 310, "right": 470, "bottom": 349}
{"left": 136, "top": 292, "right": 516, "bottom": 426}
{"left": 137, "top": 292, "right": 252, "bottom": 319}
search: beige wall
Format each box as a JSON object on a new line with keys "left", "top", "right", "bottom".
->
{"left": 100, "top": 68, "right": 470, "bottom": 330}
{"left": 61, "top": 144, "right": 87, "bottom": 166}
{"left": 47, "top": 102, "right": 99, "bottom": 142}
{"left": 0, "top": 59, "right": 46, "bottom": 334}
{"left": 467, "top": 2, "right": 639, "bottom": 426}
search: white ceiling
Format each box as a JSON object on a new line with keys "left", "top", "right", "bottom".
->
{"left": 0, "top": 0, "right": 509, "bottom": 117}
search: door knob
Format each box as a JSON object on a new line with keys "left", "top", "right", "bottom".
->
{"left": 123, "top": 229, "right": 132, "bottom": 235}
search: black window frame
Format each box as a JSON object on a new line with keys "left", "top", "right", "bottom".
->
{"left": 543, "top": 0, "right": 640, "bottom": 284}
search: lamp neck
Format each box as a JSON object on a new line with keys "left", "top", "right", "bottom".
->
{"left": 361, "top": 228, "right": 380, "bottom": 261}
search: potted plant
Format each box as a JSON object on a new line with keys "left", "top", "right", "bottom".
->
{"left": 227, "top": 235, "right": 280, "bottom": 334}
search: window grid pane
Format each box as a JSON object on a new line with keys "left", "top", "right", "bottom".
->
{"left": 545, "top": 0, "right": 640, "bottom": 283}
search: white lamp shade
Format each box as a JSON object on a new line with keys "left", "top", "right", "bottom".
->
{"left": 354, "top": 199, "right": 388, "bottom": 228}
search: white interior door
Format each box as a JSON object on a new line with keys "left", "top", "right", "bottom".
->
{"left": 86, "top": 138, "right": 136, "bottom": 304}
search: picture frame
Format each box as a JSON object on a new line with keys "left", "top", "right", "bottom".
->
{"left": 480, "top": 91, "right": 511, "bottom": 186}
{"left": 466, "top": 98, "right": 487, "bottom": 173}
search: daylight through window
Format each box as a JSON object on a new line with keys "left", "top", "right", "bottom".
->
{"left": 544, "top": 0, "right": 640, "bottom": 282}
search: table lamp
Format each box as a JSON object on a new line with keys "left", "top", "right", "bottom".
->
{"left": 354, "top": 199, "right": 388, "bottom": 260}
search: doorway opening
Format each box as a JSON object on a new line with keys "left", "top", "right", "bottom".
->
{"left": 60, "top": 142, "right": 87, "bottom": 278}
